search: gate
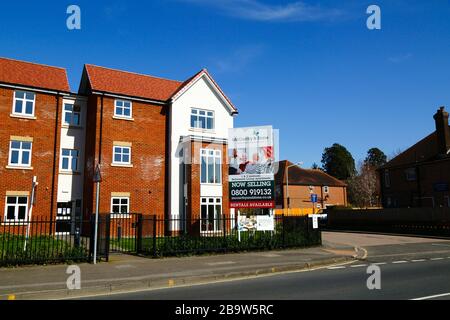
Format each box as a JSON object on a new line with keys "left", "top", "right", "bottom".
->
{"left": 108, "top": 213, "right": 141, "bottom": 253}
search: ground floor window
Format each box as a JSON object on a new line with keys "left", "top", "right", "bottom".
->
{"left": 111, "top": 197, "right": 129, "bottom": 215}
{"left": 200, "top": 197, "right": 222, "bottom": 232}
{"left": 4, "top": 196, "right": 28, "bottom": 222}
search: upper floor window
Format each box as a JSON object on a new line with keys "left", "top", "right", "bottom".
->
{"left": 61, "top": 149, "right": 79, "bottom": 172}
{"left": 4, "top": 196, "right": 28, "bottom": 222}
{"left": 63, "top": 103, "right": 81, "bottom": 126}
{"left": 9, "top": 140, "right": 32, "bottom": 167}
{"left": 191, "top": 109, "right": 214, "bottom": 130}
{"left": 114, "top": 100, "right": 132, "bottom": 119}
{"left": 13, "top": 91, "right": 35, "bottom": 117}
{"left": 384, "top": 170, "right": 391, "bottom": 188}
{"left": 323, "top": 186, "right": 329, "bottom": 194}
{"left": 405, "top": 168, "right": 417, "bottom": 181}
{"left": 201, "top": 149, "right": 221, "bottom": 184}
{"left": 113, "top": 146, "right": 131, "bottom": 165}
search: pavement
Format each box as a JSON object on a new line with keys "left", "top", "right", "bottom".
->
{"left": 0, "top": 240, "right": 362, "bottom": 300}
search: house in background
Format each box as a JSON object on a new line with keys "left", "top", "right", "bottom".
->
{"left": 379, "top": 107, "right": 450, "bottom": 208}
{"left": 274, "top": 160, "right": 348, "bottom": 215}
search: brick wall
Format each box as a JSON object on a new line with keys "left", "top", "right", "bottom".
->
{"left": 281, "top": 184, "right": 347, "bottom": 209}
{"left": 0, "top": 87, "right": 61, "bottom": 221}
{"left": 83, "top": 95, "right": 167, "bottom": 219}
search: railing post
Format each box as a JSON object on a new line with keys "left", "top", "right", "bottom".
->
{"left": 282, "top": 214, "right": 286, "bottom": 248}
{"left": 104, "top": 214, "right": 111, "bottom": 262}
{"left": 136, "top": 214, "right": 143, "bottom": 254}
{"left": 223, "top": 215, "right": 227, "bottom": 252}
{"left": 152, "top": 215, "right": 157, "bottom": 257}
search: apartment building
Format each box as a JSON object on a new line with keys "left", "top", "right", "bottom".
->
{"left": 0, "top": 57, "right": 238, "bottom": 234}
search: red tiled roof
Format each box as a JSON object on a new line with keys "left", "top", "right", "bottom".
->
{"left": 276, "top": 160, "right": 347, "bottom": 187}
{"left": 0, "top": 57, "right": 70, "bottom": 92}
{"left": 85, "top": 64, "right": 183, "bottom": 101}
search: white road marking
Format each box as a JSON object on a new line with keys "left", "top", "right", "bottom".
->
{"left": 411, "top": 292, "right": 450, "bottom": 301}
{"left": 392, "top": 260, "right": 408, "bottom": 264}
{"left": 430, "top": 258, "right": 444, "bottom": 261}
{"left": 206, "top": 261, "right": 236, "bottom": 266}
{"left": 411, "top": 259, "right": 426, "bottom": 262}
{"left": 327, "top": 266, "right": 346, "bottom": 270}
{"left": 373, "top": 262, "right": 387, "bottom": 266}
{"left": 350, "top": 264, "right": 368, "bottom": 268}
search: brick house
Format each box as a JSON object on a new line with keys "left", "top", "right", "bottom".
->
{"left": 379, "top": 107, "right": 450, "bottom": 208}
{"left": 1, "top": 57, "right": 238, "bottom": 234}
{"left": 274, "top": 160, "right": 348, "bottom": 214}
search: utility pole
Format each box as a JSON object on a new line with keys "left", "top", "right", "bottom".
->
{"left": 93, "top": 164, "right": 102, "bottom": 264}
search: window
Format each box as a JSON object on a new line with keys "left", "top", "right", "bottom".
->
{"left": 191, "top": 109, "right": 214, "bottom": 130}
{"left": 113, "top": 146, "right": 131, "bottom": 165}
{"left": 63, "top": 104, "right": 81, "bottom": 126}
{"left": 9, "top": 140, "right": 32, "bottom": 167}
{"left": 4, "top": 196, "right": 28, "bottom": 222}
{"left": 12, "top": 91, "right": 35, "bottom": 117}
{"left": 61, "top": 149, "right": 79, "bottom": 172}
{"left": 114, "top": 100, "right": 132, "bottom": 118}
{"left": 323, "top": 186, "right": 329, "bottom": 194}
{"left": 200, "top": 197, "right": 222, "bottom": 232}
{"left": 200, "top": 149, "right": 221, "bottom": 184}
{"left": 111, "top": 197, "right": 129, "bottom": 214}
{"left": 405, "top": 168, "right": 417, "bottom": 181}
{"left": 384, "top": 170, "right": 391, "bottom": 188}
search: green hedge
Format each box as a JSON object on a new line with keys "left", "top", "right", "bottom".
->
{"left": 0, "top": 234, "right": 89, "bottom": 267}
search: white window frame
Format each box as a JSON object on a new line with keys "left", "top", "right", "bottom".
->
{"left": 8, "top": 140, "right": 32, "bottom": 168}
{"left": 62, "top": 103, "right": 81, "bottom": 127}
{"left": 4, "top": 195, "right": 29, "bottom": 223}
{"left": 12, "top": 90, "right": 35, "bottom": 117}
{"left": 191, "top": 108, "right": 214, "bottom": 130}
{"left": 110, "top": 196, "right": 130, "bottom": 218}
{"left": 200, "top": 197, "right": 222, "bottom": 233}
{"left": 200, "top": 149, "right": 221, "bottom": 185}
{"left": 60, "top": 148, "right": 79, "bottom": 172}
{"left": 114, "top": 100, "right": 133, "bottom": 119}
{"left": 113, "top": 146, "right": 131, "bottom": 165}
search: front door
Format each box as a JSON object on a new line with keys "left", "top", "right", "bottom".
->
{"left": 56, "top": 201, "right": 73, "bottom": 234}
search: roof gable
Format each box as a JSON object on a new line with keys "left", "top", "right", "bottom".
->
{"left": 0, "top": 57, "right": 70, "bottom": 92}
{"left": 82, "top": 64, "right": 183, "bottom": 101}
{"left": 381, "top": 129, "right": 450, "bottom": 169}
{"left": 171, "top": 69, "right": 238, "bottom": 114}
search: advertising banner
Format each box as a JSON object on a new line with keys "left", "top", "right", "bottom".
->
{"left": 228, "top": 126, "right": 278, "bottom": 209}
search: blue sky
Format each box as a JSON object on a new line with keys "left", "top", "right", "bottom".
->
{"left": 1, "top": 0, "right": 450, "bottom": 168}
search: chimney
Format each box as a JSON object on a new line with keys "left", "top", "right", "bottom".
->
{"left": 433, "top": 106, "right": 450, "bottom": 155}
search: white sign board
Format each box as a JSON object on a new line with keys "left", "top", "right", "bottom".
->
{"left": 312, "top": 215, "right": 319, "bottom": 229}
{"left": 256, "top": 215, "right": 275, "bottom": 231}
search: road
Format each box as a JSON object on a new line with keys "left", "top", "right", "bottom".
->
{"left": 85, "top": 232, "right": 450, "bottom": 300}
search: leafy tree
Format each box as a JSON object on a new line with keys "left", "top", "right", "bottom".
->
{"left": 364, "top": 148, "right": 387, "bottom": 168}
{"left": 321, "top": 143, "right": 356, "bottom": 180}
{"left": 311, "top": 162, "right": 321, "bottom": 170}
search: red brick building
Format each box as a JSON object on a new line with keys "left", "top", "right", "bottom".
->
{"left": 1, "top": 57, "right": 238, "bottom": 235}
{"left": 379, "top": 107, "right": 450, "bottom": 208}
{"left": 275, "top": 160, "right": 348, "bottom": 214}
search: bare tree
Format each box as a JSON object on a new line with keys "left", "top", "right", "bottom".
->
{"left": 347, "top": 161, "right": 379, "bottom": 208}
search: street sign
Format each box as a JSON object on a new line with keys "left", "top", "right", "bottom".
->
{"left": 311, "top": 194, "right": 318, "bottom": 203}
{"left": 93, "top": 164, "right": 102, "bottom": 183}
{"left": 312, "top": 215, "right": 319, "bottom": 229}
